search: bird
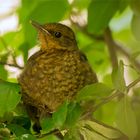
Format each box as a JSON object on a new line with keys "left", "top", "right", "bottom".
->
{"left": 18, "top": 21, "right": 98, "bottom": 133}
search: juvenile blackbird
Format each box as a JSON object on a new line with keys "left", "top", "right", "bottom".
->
{"left": 18, "top": 21, "right": 97, "bottom": 132}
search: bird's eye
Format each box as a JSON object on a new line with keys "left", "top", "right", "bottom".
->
{"left": 54, "top": 32, "right": 61, "bottom": 38}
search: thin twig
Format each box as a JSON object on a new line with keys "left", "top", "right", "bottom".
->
{"left": 36, "top": 129, "right": 63, "bottom": 139}
{"left": 93, "top": 91, "right": 123, "bottom": 112}
{"left": 70, "top": 19, "right": 118, "bottom": 69}
{"left": 70, "top": 18, "right": 104, "bottom": 41}
{"left": 104, "top": 27, "right": 118, "bottom": 69}
{"left": 70, "top": 19, "right": 140, "bottom": 71}
{"left": 0, "top": 61, "right": 23, "bottom": 69}
{"left": 127, "top": 76, "right": 140, "bottom": 92}
{"left": 81, "top": 90, "right": 123, "bottom": 120}
{"left": 82, "top": 76, "right": 140, "bottom": 119}
{"left": 0, "top": 11, "right": 15, "bottom": 20}
{"left": 113, "top": 41, "right": 140, "bottom": 70}
{"left": 0, "top": 36, "right": 23, "bottom": 69}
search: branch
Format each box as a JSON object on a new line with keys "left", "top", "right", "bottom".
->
{"left": 93, "top": 91, "right": 123, "bottom": 111}
{"left": 36, "top": 129, "right": 64, "bottom": 139}
{"left": 113, "top": 41, "right": 140, "bottom": 70}
{"left": 104, "top": 27, "right": 118, "bottom": 69}
{"left": 127, "top": 76, "right": 140, "bottom": 92}
{"left": 81, "top": 90, "right": 123, "bottom": 120}
{"left": 0, "top": 61, "right": 23, "bottom": 69}
{"left": 89, "top": 76, "right": 140, "bottom": 114}
{"left": 70, "top": 19, "right": 118, "bottom": 69}
{"left": 0, "top": 36, "right": 24, "bottom": 69}
{"left": 70, "top": 20, "right": 140, "bottom": 71}
{"left": 70, "top": 18, "right": 104, "bottom": 41}
{"left": 0, "top": 11, "right": 15, "bottom": 20}
{"left": 82, "top": 76, "right": 140, "bottom": 119}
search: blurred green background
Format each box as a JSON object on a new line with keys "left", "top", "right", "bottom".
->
{"left": 0, "top": 0, "right": 140, "bottom": 139}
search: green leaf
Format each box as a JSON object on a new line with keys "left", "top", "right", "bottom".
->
{"left": 0, "top": 65, "right": 8, "bottom": 80}
{"left": 72, "top": 0, "right": 91, "bottom": 10}
{"left": 0, "top": 80, "right": 21, "bottom": 117}
{"left": 43, "top": 135, "right": 60, "bottom": 140}
{"left": 11, "top": 116, "right": 31, "bottom": 130}
{"left": 64, "top": 127, "right": 81, "bottom": 140}
{"left": 0, "top": 52, "right": 9, "bottom": 62}
{"left": 79, "top": 120, "right": 128, "bottom": 140}
{"left": 7, "top": 124, "right": 30, "bottom": 136}
{"left": 0, "top": 112, "right": 14, "bottom": 124}
{"left": 80, "top": 127, "right": 108, "bottom": 140}
{"left": 102, "top": 74, "right": 113, "bottom": 88}
{"left": 112, "top": 61, "right": 126, "bottom": 92}
{"left": 30, "top": 0, "right": 69, "bottom": 23}
{"left": 19, "top": 42, "right": 31, "bottom": 63}
{"left": 132, "top": 91, "right": 140, "bottom": 139}
{"left": 23, "top": 22, "right": 37, "bottom": 47}
{"left": 16, "top": 134, "right": 36, "bottom": 140}
{"left": 18, "top": 0, "right": 38, "bottom": 23}
{"left": 115, "top": 96, "right": 138, "bottom": 139}
{"left": 88, "top": 0, "right": 120, "bottom": 33}
{"left": 17, "top": 0, "right": 38, "bottom": 48}
{"left": 2, "top": 32, "right": 17, "bottom": 45}
{"left": 94, "top": 101, "right": 117, "bottom": 126}
{"left": 41, "top": 117, "right": 55, "bottom": 133}
{"left": 53, "top": 101, "right": 68, "bottom": 128}
{"left": 0, "top": 53, "right": 8, "bottom": 80}
{"left": 41, "top": 102, "right": 68, "bottom": 132}
{"left": 119, "top": 0, "right": 130, "bottom": 13}
{"left": 76, "top": 83, "right": 113, "bottom": 101}
{"left": 131, "top": 14, "right": 140, "bottom": 41}
{"left": 3, "top": 31, "right": 24, "bottom": 50}
{"left": 65, "top": 102, "right": 82, "bottom": 127}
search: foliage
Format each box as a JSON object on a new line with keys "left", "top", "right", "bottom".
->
{"left": 0, "top": 80, "right": 21, "bottom": 117}
{"left": 0, "top": 0, "right": 140, "bottom": 139}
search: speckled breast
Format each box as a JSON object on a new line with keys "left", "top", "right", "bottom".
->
{"left": 18, "top": 49, "right": 97, "bottom": 112}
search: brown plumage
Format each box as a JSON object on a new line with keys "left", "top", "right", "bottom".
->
{"left": 18, "top": 21, "right": 97, "bottom": 132}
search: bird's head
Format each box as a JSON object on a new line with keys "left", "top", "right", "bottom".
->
{"left": 30, "top": 20, "right": 78, "bottom": 51}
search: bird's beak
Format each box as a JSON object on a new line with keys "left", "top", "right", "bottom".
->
{"left": 30, "top": 20, "right": 50, "bottom": 35}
